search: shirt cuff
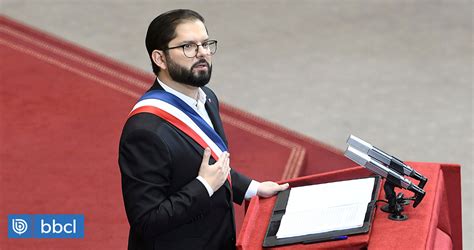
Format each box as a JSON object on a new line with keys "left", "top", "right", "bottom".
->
{"left": 244, "top": 180, "right": 260, "bottom": 200}
{"left": 196, "top": 176, "right": 214, "bottom": 197}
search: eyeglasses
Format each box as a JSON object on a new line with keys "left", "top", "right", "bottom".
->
{"left": 164, "top": 40, "right": 218, "bottom": 58}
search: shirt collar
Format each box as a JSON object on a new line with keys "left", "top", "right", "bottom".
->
{"left": 156, "top": 77, "right": 207, "bottom": 108}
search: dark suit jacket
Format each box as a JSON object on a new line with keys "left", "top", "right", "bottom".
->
{"left": 118, "top": 80, "right": 252, "bottom": 250}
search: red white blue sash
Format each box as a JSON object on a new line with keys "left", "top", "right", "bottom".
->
{"left": 129, "top": 90, "right": 231, "bottom": 186}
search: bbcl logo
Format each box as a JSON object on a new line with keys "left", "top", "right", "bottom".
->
{"left": 8, "top": 214, "right": 84, "bottom": 238}
{"left": 40, "top": 219, "right": 78, "bottom": 234}
{"left": 8, "top": 215, "right": 32, "bottom": 238}
{"left": 12, "top": 219, "right": 28, "bottom": 235}
{"left": 11, "top": 217, "right": 30, "bottom": 237}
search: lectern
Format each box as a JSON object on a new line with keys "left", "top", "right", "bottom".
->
{"left": 237, "top": 162, "right": 462, "bottom": 249}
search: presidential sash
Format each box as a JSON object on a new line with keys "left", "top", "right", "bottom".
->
{"left": 129, "top": 90, "right": 232, "bottom": 187}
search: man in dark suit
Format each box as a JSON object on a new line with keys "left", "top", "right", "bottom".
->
{"left": 118, "top": 9, "right": 289, "bottom": 250}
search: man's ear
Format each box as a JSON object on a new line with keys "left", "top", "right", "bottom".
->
{"left": 152, "top": 50, "right": 167, "bottom": 70}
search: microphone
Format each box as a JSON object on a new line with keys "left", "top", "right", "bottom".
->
{"left": 344, "top": 146, "right": 425, "bottom": 207}
{"left": 346, "top": 135, "right": 428, "bottom": 188}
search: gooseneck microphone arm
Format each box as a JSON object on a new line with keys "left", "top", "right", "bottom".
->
{"left": 344, "top": 146, "right": 425, "bottom": 207}
{"left": 347, "top": 135, "right": 428, "bottom": 189}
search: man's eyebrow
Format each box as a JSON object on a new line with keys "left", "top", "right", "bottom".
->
{"left": 178, "top": 38, "right": 210, "bottom": 44}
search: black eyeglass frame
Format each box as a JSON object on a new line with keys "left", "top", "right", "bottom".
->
{"left": 164, "top": 40, "right": 218, "bottom": 58}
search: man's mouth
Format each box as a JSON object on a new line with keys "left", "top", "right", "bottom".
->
{"left": 193, "top": 61, "right": 209, "bottom": 70}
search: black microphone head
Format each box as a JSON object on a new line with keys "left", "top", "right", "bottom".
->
{"left": 413, "top": 190, "right": 425, "bottom": 208}
{"left": 408, "top": 184, "right": 426, "bottom": 208}
{"left": 412, "top": 171, "right": 428, "bottom": 189}
{"left": 418, "top": 176, "right": 428, "bottom": 189}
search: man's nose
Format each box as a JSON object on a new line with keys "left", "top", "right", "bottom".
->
{"left": 195, "top": 45, "right": 208, "bottom": 58}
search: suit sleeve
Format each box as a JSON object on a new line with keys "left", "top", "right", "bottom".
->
{"left": 119, "top": 128, "right": 211, "bottom": 240}
{"left": 230, "top": 169, "right": 252, "bottom": 205}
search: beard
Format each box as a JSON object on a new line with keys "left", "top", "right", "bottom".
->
{"left": 166, "top": 55, "right": 212, "bottom": 87}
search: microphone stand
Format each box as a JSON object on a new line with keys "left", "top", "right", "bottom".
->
{"left": 380, "top": 182, "right": 409, "bottom": 221}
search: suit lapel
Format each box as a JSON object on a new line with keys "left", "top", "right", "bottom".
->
{"left": 205, "top": 100, "right": 227, "bottom": 145}
{"left": 204, "top": 100, "right": 232, "bottom": 194}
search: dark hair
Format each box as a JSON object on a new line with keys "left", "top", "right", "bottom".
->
{"left": 145, "top": 9, "right": 206, "bottom": 75}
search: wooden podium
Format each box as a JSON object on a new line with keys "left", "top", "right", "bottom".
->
{"left": 237, "top": 162, "right": 462, "bottom": 249}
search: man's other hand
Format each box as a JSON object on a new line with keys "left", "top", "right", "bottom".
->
{"left": 257, "top": 182, "right": 290, "bottom": 198}
{"left": 198, "top": 148, "right": 231, "bottom": 192}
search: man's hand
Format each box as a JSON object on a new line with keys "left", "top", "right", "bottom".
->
{"left": 257, "top": 181, "right": 290, "bottom": 198}
{"left": 198, "top": 148, "right": 231, "bottom": 192}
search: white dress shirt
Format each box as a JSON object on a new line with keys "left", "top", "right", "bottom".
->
{"left": 157, "top": 78, "right": 259, "bottom": 199}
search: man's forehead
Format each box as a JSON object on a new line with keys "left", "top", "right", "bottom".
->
{"left": 172, "top": 20, "right": 209, "bottom": 43}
